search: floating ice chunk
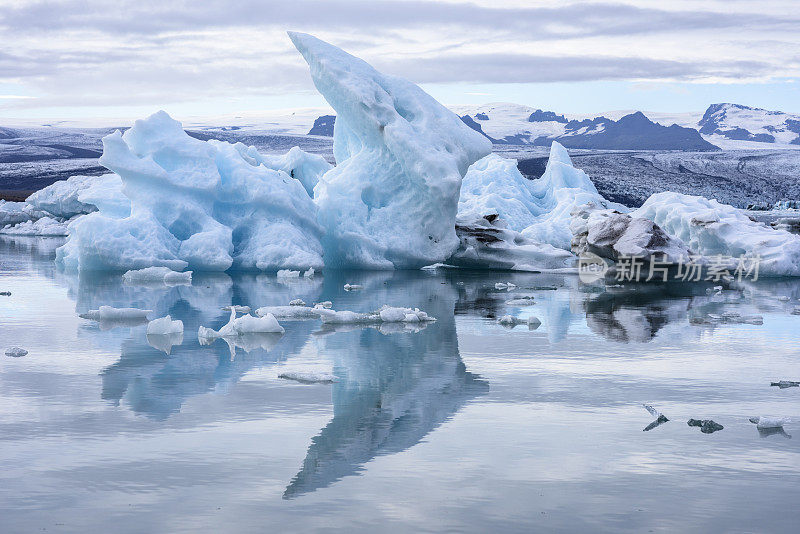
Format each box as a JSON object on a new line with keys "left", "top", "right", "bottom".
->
{"left": 123, "top": 266, "right": 192, "bottom": 285}
{"left": 343, "top": 283, "right": 362, "bottom": 291}
{"left": 634, "top": 191, "right": 800, "bottom": 277}
{"left": 197, "top": 325, "right": 219, "bottom": 343}
{"left": 57, "top": 111, "right": 324, "bottom": 272}
{"left": 687, "top": 419, "right": 724, "bottom": 433}
{"left": 0, "top": 291, "right": 10, "bottom": 296}
{"left": 26, "top": 174, "right": 100, "bottom": 219}
{"left": 255, "top": 305, "right": 322, "bottom": 320}
{"left": 289, "top": 299, "right": 306, "bottom": 306}
{"left": 278, "top": 371, "right": 338, "bottom": 384}
{"left": 5, "top": 347, "right": 27, "bottom": 358}
{"left": 642, "top": 404, "right": 669, "bottom": 431}
{"left": 495, "top": 282, "right": 517, "bottom": 291}
{"left": 497, "top": 315, "right": 540, "bottom": 329}
{"left": 216, "top": 309, "right": 284, "bottom": 335}
{"left": 315, "top": 301, "right": 333, "bottom": 309}
{"left": 692, "top": 312, "right": 763, "bottom": 325}
{"left": 277, "top": 269, "right": 301, "bottom": 278}
{"left": 771, "top": 380, "right": 800, "bottom": 388}
{"left": 80, "top": 306, "right": 151, "bottom": 321}
{"left": 792, "top": 307, "right": 800, "bottom": 315}
{"left": 289, "top": 32, "right": 491, "bottom": 268}
{"left": 0, "top": 216, "right": 72, "bottom": 236}
{"left": 506, "top": 296, "right": 535, "bottom": 306}
{"left": 146, "top": 315, "right": 184, "bottom": 335}
{"left": 303, "top": 267, "right": 315, "bottom": 278}
{"left": 778, "top": 296, "right": 790, "bottom": 302}
{"left": 221, "top": 305, "right": 251, "bottom": 314}
{"left": 749, "top": 416, "right": 790, "bottom": 429}
{"left": 317, "top": 305, "right": 435, "bottom": 325}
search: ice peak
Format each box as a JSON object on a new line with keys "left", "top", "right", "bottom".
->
{"left": 546, "top": 141, "right": 574, "bottom": 169}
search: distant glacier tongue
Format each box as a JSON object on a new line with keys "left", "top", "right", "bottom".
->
{"left": 288, "top": 31, "right": 491, "bottom": 269}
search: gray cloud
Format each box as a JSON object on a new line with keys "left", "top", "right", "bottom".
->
{"left": 0, "top": 1, "right": 798, "bottom": 112}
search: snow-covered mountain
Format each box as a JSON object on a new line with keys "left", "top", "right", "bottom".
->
{"left": 698, "top": 103, "right": 800, "bottom": 146}
{"left": 303, "top": 102, "right": 800, "bottom": 151}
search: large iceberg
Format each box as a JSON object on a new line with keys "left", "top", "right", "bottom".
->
{"left": 289, "top": 31, "right": 491, "bottom": 269}
{"left": 634, "top": 191, "right": 800, "bottom": 277}
{"left": 56, "top": 111, "right": 326, "bottom": 272}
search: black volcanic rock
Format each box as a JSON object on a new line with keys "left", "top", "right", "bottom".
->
{"left": 555, "top": 112, "right": 719, "bottom": 151}
{"left": 528, "top": 109, "right": 568, "bottom": 123}
{"left": 460, "top": 115, "right": 497, "bottom": 143}
{"left": 308, "top": 115, "right": 336, "bottom": 136}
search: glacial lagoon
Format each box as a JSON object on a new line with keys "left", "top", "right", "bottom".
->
{"left": 1, "top": 235, "right": 799, "bottom": 533}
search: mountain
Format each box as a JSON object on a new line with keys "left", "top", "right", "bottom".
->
{"left": 698, "top": 103, "right": 800, "bottom": 145}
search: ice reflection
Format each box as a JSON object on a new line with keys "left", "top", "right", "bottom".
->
{"left": 285, "top": 271, "right": 489, "bottom": 498}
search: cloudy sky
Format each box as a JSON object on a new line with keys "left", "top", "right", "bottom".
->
{"left": 1, "top": 0, "right": 798, "bottom": 121}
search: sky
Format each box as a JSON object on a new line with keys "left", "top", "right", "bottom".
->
{"left": 0, "top": 0, "right": 799, "bottom": 122}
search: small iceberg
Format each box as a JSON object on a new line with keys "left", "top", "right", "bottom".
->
{"left": 123, "top": 266, "right": 192, "bottom": 285}
{"left": 497, "top": 315, "right": 541, "bottom": 329}
{"left": 317, "top": 305, "right": 435, "bottom": 325}
{"left": 5, "top": 347, "right": 28, "bottom": 358}
{"left": 278, "top": 371, "right": 338, "bottom": 384}
{"left": 687, "top": 419, "right": 724, "bottom": 434}
{"left": 495, "top": 282, "right": 517, "bottom": 291}
{"left": 277, "top": 269, "right": 301, "bottom": 278}
{"left": 255, "top": 305, "right": 322, "bottom": 320}
{"left": 146, "top": 315, "right": 184, "bottom": 335}
{"left": 343, "top": 283, "right": 363, "bottom": 291}
{"left": 200, "top": 308, "right": 285, "bottom": 339}
{"left": 80, "top": 306, "right": 151, "bottom": 321}
{"left": 749, "top": 416, "right": 790, "bottom": 430}
{"left": 642, "top": 404, "right": 669, "bottom": 431}
{"left": 770, "top": 380, "right": 800, "bottom": 389}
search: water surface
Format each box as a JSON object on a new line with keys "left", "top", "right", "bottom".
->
{"left": 1, "top": 236, "right": 799, "bottom": 533}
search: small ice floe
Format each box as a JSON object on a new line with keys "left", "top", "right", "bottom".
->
{"left": 317, "top": 305, "right": 435, "bottom": 325}
{"left": 778, "top": 296, "right": 791, "bottom": 302}
{"left": 495, "top": 282, "right": 517, "bottom": 291}
{"left": 122, "top": 266, "right": 192, "bottom": 286}
{"left": 0, "top": 291, "right": 10, "bottom": 296}
{"left": 278, "top": 371, "right": 338, "bottom": 384}
{"left": 642, "top": 404, "right": 669, "bottom": 431}
{"left": 706, "top": 285, "right": 723, "bottom": 295}
{"left": 146, "top": 315, "right": 184, "bottom": 335}
{"left": 303, "top": 267, "right": 315, "bottom": 278}
{"left": 343, "top": 283, "right": 363, "bottom": 291}
{"left": 315, "top": 301, "right": 333, "bottom": 309}
{"left": 289, "top": 299, "right": 306, "bottom": 306}
{"left": 506, "top": 296, "right": 535, "bottom": 306}
{"left": 277, "top": 269, "right": 301, "bottom": 278}
{"left": 5, "top": 347, "right": 27, "bottom": 358}
{"left": 687, "top": 419, "right": 724, "bottom": 434}
{"left": 532, "top": 285, "right": 558, "bottom": 291}
{"left": 749, "top": 416, "right": 791, "bottom": 430}
{"left": 80, "top": 306, "right": 151, "bottom": 321}
{"left": 254, "top": 305, "right": 322, "bottom": 320}
{"left": 222, "top": 305, "right": 251, "bottom": 314}
{"left": 199, "top": 309, "right": 285, "bottom": 341}
{"left": 692, "top": 312, "right": 763, "bottom": 325}
{"left": 498, "top": 315, "right": 540, "bottom": 330}
{"left": 791, "top": 307, "right": 800, "bottom": 316}
{"left": 771, "top": 380, "right": 800, "bottom": 389}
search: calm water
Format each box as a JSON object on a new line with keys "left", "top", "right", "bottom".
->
{"left": 1, "top": 236, "right": 799, "bottom": 533}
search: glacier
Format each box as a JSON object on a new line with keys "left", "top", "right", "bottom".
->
{"left": 289, "top": 31, "right": 491, "bottom": 269}
{"left": 56, "top": 111, "right": 325, "bottom": 272}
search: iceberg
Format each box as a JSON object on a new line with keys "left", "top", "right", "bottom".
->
{"left": 278, "top": 371, "right": 338, "bottom": 384}
{"left": 255, "top": 305, "right": 322, "bottom": 320}
{"left": 749, "top": 416, "right": 790, "bottom": 429}
{"left": 146, "top": 315, "right": 184, "bottom": 335}
{"left": 56, "top": 111, "right": 325, "bottom": 273}
{"left": 5, "top": 347, "right": 28, "bottom": 358}
{"left": 317, "top": 305, "right": 435, "bottom": 325}
{"left": 634, "top": 192, "right": 800, "bottom": 277}
{"left": 26, "top": 174, "right": 101, "bottom": 219}
{"left": 79, "top": 306, "right": 152, "bottom": 321}
{"left": 122, "top": 266, "right": 192, "bottom": 285}
{"left": 233, "top": 145, "right": 331, "bottom": 197}
{"left": 289, "top": 31, "right": 491, "bottom": 268}
{"left": 201, "top": 308, "right": 285, "bottom": 338}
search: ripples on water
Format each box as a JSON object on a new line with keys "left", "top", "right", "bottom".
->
{"left": 1, "top": 236, "right": 799, "bottom": 533}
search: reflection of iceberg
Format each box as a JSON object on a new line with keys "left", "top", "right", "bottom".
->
{"left": 284, "top": 272, "right": 488, "bottom": 498}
